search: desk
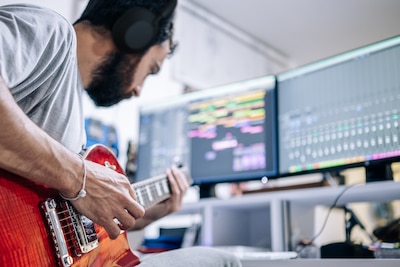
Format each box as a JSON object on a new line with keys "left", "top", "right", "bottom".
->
{"left": 241, "top": 258, "right": 400, "bottom": 267}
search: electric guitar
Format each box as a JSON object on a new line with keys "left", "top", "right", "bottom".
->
{"left": 0, "top": 144, "right": 190, "bottom": 267}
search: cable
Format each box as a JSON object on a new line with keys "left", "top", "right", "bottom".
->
{"left": 295, "top": 184, "right": 356, "bottom": 257}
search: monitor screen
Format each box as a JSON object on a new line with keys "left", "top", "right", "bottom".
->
{"left": 277, "top": 36, "right": 400, "bottom": 178}
{"left": 136, "top": 76, "right": 278, "bottom": 189}
{"left": 188, "top": 75, "right": 278, "bottom": 185}
{"left": 135, "top": 97, "right": 191, "bottom": 181}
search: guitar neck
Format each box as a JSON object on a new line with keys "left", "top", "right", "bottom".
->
{"left": 131, "top": 174, "right": 171, "bottom": 209}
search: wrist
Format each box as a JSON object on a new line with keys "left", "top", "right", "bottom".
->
{"left": 60, "top": 155, "right": 87, "bottom": 201}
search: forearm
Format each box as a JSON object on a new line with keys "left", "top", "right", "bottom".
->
{"left": 0, "top": 76, "right": 83, "bottom": 196}
{"left": 132, "top": 202, "right": 171, "bottom": 230}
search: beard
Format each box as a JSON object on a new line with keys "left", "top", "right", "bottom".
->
{"left": 85, "top": 52, "right": 141, "bottom": 107}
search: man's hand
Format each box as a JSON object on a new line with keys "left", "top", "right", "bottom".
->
{"left": 162, "top": 165, "right": 191, "bottom": 213}
{"left": 60, "top": 160, "right": 145, "bottom": 239}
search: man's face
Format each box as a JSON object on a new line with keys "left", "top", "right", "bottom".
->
{"left": 86, "top": 40, "right": 171, "bottom": 107}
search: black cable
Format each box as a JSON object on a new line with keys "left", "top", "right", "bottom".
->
{"left": 295, "top": 184, "right": 356, "bottom": 257}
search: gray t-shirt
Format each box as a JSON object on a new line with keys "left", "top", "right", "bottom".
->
{"left": 0, "top": 4, "right": 85, "bottom": 153}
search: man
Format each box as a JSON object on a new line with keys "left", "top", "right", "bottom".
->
{"left": 0, "top": 0, "right": 241, "bottom": 266}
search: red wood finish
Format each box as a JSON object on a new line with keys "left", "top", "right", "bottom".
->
{"left": 0, "top": 144, "right": 140, "bottom": 267}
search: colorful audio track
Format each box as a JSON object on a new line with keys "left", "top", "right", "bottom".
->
{"left": 188, "top": 89, "right": 268, "bottom": 173}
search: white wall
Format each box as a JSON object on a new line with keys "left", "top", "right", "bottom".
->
{"left": 172, "top": 0, "right": 290, "bottom": 89}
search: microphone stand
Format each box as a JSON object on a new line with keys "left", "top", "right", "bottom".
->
{"left": 343, "top": 205, "right": 375, "bottom": 243}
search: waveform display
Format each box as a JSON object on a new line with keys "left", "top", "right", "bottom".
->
{"left": 188, "top": 89, "right": 266, "bottom": 137}
{"left": 189, "top": 88, "right": 270, "bottom": 178}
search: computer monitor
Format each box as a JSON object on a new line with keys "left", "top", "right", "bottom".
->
{"left": 277, "top": 35, "right": 400, "bottom": 181}
{"left": 187, "top": 75, "right": 278, "bottom": 194}
{"left": 135, "top": 97, "right": 191, "bottom": 182}
{"left": 135, "top": 76, "right": 278, "bottom": 196}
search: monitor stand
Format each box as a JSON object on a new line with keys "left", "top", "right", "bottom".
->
{"left": 365, "top": 163, "right": 393, "bottom": 183}
{"left": 198, "top": 183, "right": 216, "bottom": 199}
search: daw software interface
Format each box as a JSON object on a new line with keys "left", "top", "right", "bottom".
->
{"left": 187, "top": 76, "right": 278, "bottom": 184}
{"left": 278, "top": 36, "right": 400, "bottom": 177}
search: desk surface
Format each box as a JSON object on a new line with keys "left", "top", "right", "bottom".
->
{"left": 241, "top": 258, "right": 400, "bottom": 267}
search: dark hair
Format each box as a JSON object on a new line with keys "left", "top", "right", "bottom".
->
{"left": 75, "top": 0, "right": 177, "bottom": 53}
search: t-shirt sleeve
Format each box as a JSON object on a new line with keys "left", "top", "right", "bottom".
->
{"left": 0, "top": 4, "right": 75, "bottom": 104}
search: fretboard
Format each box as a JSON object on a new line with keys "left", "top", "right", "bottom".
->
{"left": 131, "top": 174, "right": 171, "bottom": 209}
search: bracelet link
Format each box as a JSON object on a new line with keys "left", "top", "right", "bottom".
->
{"left": 60, "top": 155, "right": 87, "bottom": 201}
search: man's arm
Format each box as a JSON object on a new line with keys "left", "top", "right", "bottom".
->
{"left": 0, "top": 76, "right": 144, "bottom": 239}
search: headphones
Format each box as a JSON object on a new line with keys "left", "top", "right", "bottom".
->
{"left": 112, "top": 0, "right": 177, "bottom": 53}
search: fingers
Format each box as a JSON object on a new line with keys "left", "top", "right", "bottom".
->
{"left": 84, "top": 200, "right": 145, "bottom": 240}
{"left": 102, "top": 186, "right": 145, "bottom": 238}
{"left": 119, "top": 201, "right": 145, "bottom": 229}
{"left": 168, "top": 165, "right": 189, "bottom": 194}
{"left": 101, "top": 219, "right": 125, "bottom": 240}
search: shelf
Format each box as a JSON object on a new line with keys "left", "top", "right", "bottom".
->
{"left": 181, "top": 180, "right": 400, "bottom": 211}
{"left": 169, "top": 181, "right": 400, "bottom": 252}
{"left": 280, "top": 180, "right": 400, "bottom": 206}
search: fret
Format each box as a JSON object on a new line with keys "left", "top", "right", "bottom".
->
{"left": 145, "top": 185, "right": 153, "bottom": 202}
{"left": 141, "top": 188, "right": 148, "bottom": 208}
{"left": 149, "top": 181, "right": 165, "bottom": 206}
{"left": 135, "top": 188, "right": 144, "bottom": 206}
{"left": 161, "top": 179, "right": 169, "bottom": 194}
{"left": 132, "top": 176, "right": 170, "bottom": 209}
{"left": 155, "top": 182, "right": 162, "bottom": 196}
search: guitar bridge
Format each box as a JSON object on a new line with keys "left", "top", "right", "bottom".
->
{"left": 42, "top": 198, "right": 99, "bottom": 266}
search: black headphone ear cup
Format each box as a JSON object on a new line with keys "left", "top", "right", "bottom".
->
{"left": 112, "top": 7, "right": 158, "bottom": 53}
